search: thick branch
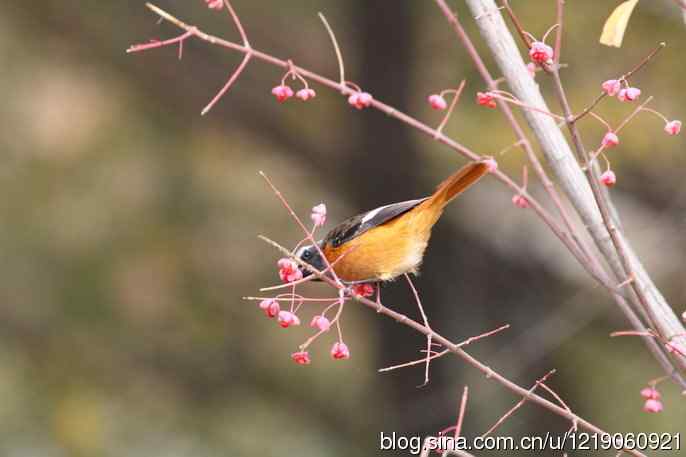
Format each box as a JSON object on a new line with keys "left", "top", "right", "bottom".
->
{"left": 461, "top": 0, "right": 686, "bottom": 385}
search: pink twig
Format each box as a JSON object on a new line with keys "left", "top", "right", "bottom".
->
{"left": 488, "top": 92, "right": 566, "bottom": 121}
{"left": 244, "top": 296, "right": 342, "bottom": 302}
{"left": 127, "top": 30, "right": 193, "bottom": 54}
{"left": 405, "top": 273, "right": 434, "bottom": 386}
{"left": 553, "top": 0, "right": 564, "bottom": 65}
{"left": 379, "top": 324, "right": 510, "bottom": 373}
{"left": 438, "top": 386, "right": 470, "bottom": 441}
{"left": 202, "top": 1, "right": 252, "bottom": 115}
{"left": 201, "top": 52, "right": 252, "bottom": 115}
{"left": 223, "top": 0, "right": 250, "bottom": 47}
{"left": 435, "top": 80, "right": 466, "bottom": 137}
{"left": 540, "top": 382, "right": 577, "bottom": 432}
{"left": 481, "top": 369, "right": 556, "bottom": 437}
{"left": 454, "top": 386, "right": 469, "bottom": 439}
{"left": 587, "top": 97, "right": 654, "bottom": 165}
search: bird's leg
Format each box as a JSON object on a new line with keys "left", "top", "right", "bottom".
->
{"left": 404, "top": 273, "right": 434, "bottom": 387}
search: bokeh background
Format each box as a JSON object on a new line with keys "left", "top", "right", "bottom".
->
{"left": 1, "top": 1, "right": 685, "bottom": 456}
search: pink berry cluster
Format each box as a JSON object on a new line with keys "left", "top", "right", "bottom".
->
{"left": 348, "top": 91, "right": 373, "bottom": 110}
{"left": 640, "top": 386, "right": 663, "bottom": 413}
{"left": 272, "top": 85, "right": 316, "bottom": 103}
{"left": 204, "top": 0, "right": 224, "bottom": 10}
{"left": 310, "top": 203, "right": 327, "bottom": 227}
{"left": 271, "top": 67, "right": 317, "bottom": 103}
{"left": 600, "top": 169, "right": 616, "bottom": 187}
{"left": 529, "top": 41, "right": 554, "bottom": 65}
{"left": 352, "top": 283, "right": 375, "bottom": 297}
{"left": 256, "top": 203, "right": 364, "bottom": 365}
{"left": 593, "top": 77, "right": 681, "bottom": 188}
{"left": 476, "top": 92, "right": 497, "bottom": 109}
{"left": 278, "top": 258, "right": 303, "bottom": 283}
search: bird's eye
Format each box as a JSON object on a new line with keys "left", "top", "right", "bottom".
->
{"left": 302, "top": 250, "right": 312, "bottom": 260}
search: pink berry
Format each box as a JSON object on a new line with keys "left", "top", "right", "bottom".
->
{"left": 277, "top": 258, "right": 303, "bottom": 283}
{"left": 291, "top": 351, "right": 311, "bottom": 365}
{"left": 205, "top": 0, "right": 224, "bottom": 10}
{"left": 310, "top": 315, "right": 331, "bottom": 332}
{"left": 682, "top": 310, "right": 686, "bottom": 323}
{"left": 643, "top": 398, "right": 663, "bottom": 413}
{"left": 476, "top": 92, "right": 496, "bottom": 109}
{"left": 529, "top": 41, "right": 553, "bottom": 64}
{"left": 310, "top": 203, "right": 327, "bottom": 227}
{"left": 296, "top": 88, "right": 316, "bottom": 101}
{"left": 602, "top": 79, "right": 621, "bottom": 97}
{"left": 331, "top": 341, "right": 350, "bottom": 360}
{"left": 427, "top": 94, "right": 448, "bottom": 110}
{"left": 665, "top": 120, "right": 682, "bottom": 136}
{"left": 483, "top": 158, "right": 498, "bottom": 173}
{"left": 348, "top": 91, "right": 373, "bottom": 109}
{"left": 601, "top": 131, "right": 619, "bottom": 149}
{"left": 352, "top": 283, "right": 375, "bottom": 297}
{"left": 526, "top": 62, "right": 537, "bottom": 78}
{"left": 277, "top": 310, "right": 301, "bottom": 328}
{"left": 512, "top": 194, "right": 529, "bottom": 209}
{"left": 640, "top": 387, "right": 661, "bottom": 400}
{"left": 271, "top": 85, "right": 294, "bottom": 103}
{"left": 259, "top": 299, "right": 280, "bottom": 318}
{"left": 617, "top": 87, "right": 641, "bottom": 102}
{"left": 600, "top": 170, "right": 616, "bottom": 187}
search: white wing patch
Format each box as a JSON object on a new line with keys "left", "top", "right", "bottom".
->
{"left": 360, "top": 203, "right": 393, "bottom": 225}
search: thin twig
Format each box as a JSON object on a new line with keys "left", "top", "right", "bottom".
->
{"left": 553, "top": 0, "right": 564, "bottom": 65}
{"left": 435, "top": 80, "right": 466, "bottom": 136}
{"left": 405, "top": 273, "right": 434, "bottom": 386}
{"left": 201, "top": 52, "right": 252, "bottom": 115}
{"left": 223, "top": 0, "right": 250, "bottom": 47}
{"left": 454, "top": 386, "right": 469, "bottom": 439}
{"left": 481, "top": 369, "right": 556, "bottom": 437}
{"left": 318, "top": 13, "right": 345, "bottom": 89}
{"left": 379, "top": 324, "right": 510, "bottom": 373}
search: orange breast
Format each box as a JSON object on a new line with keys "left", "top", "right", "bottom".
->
{"left": 323, "top": 204, "right": 441, "bottom": 282}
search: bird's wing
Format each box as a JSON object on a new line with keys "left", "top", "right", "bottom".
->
{"left": 323, "top": 198, "right": 428, "bottom": 247}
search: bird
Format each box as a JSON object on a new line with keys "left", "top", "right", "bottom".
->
{"left": 295, "top": 161, "right": 490, "bottom": 283}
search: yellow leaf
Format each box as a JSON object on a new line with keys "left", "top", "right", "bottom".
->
{"left": 599, "top": 0, "right": 640, "bottom": 48}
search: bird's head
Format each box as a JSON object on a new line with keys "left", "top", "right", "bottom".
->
{"left": 294, "top": 243, "right": 326, "bottom": 279}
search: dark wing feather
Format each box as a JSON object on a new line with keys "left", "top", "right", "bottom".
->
{"left": 324, "top": 198, "right": 427, "bottom": 247}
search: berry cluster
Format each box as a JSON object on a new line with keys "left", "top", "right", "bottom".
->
{"left": 256, "top": 204, "right": 365, "bottom": 365}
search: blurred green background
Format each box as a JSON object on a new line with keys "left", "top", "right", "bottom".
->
{"left": 1, "top": 1, "right": 685, "bottom": 456}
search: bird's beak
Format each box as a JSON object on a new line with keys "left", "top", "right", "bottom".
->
{"left": 298, "top": 264, "right": 312, "bottom": 278}
{"left": 298, "top": 264, "right": 323, "bottom": 281}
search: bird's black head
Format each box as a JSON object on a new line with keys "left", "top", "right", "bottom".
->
{"left": 295, "top": 244, "right": 326, "bottom": 279}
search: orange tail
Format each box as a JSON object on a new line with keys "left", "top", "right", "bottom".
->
{"left": 425, "top": 161, "right": 489, "bottom": 209}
